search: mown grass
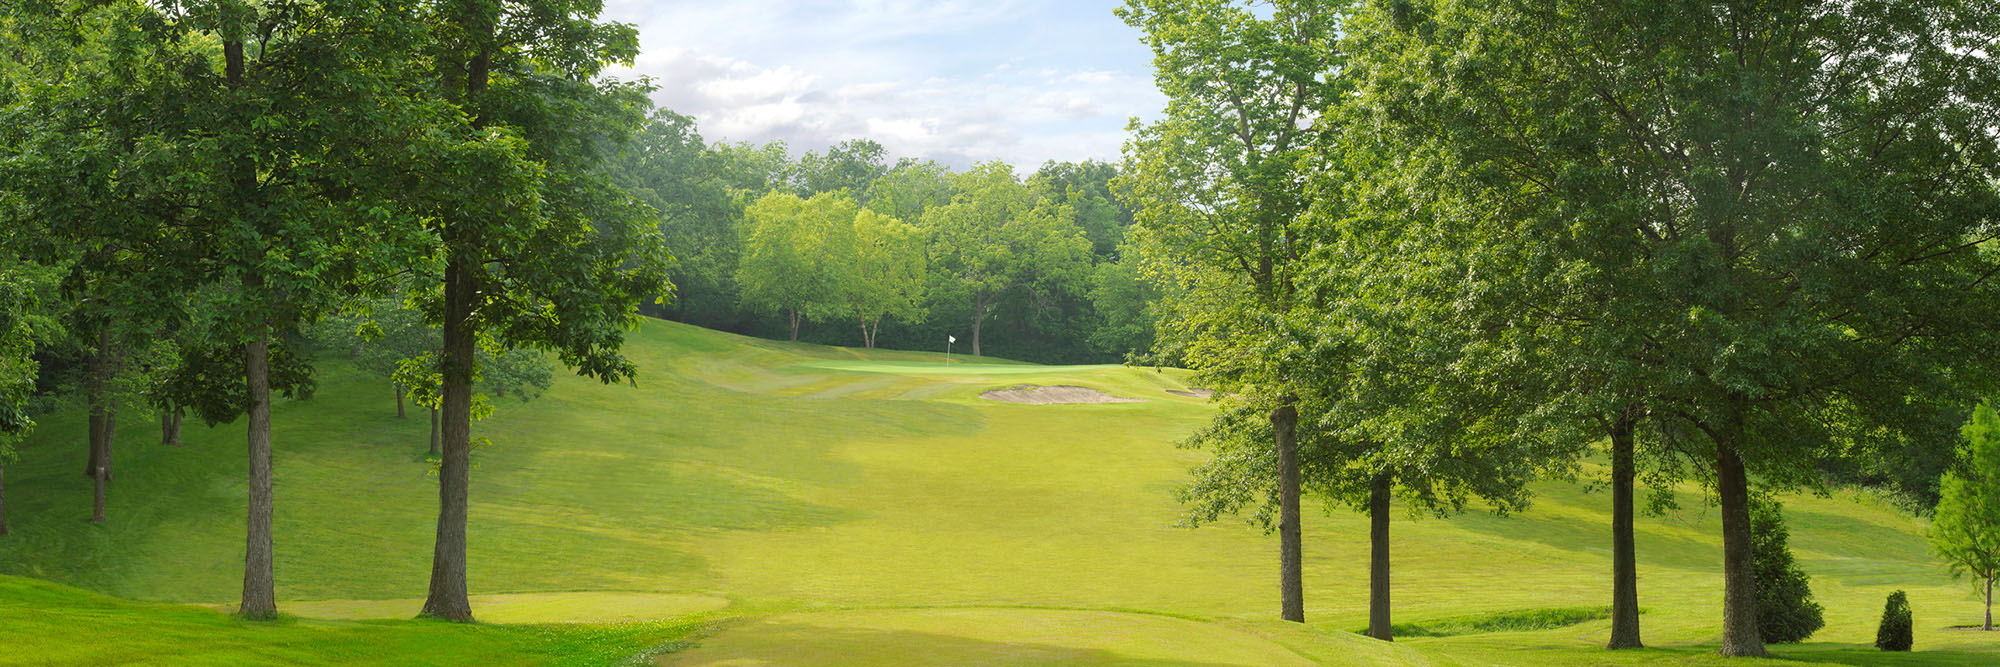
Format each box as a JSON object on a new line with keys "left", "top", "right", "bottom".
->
{"left": 1, "top": 318, "right": 1996, "bottom": 665}
{"left": 0, "top": 575, "right": 710, "bottom": 666}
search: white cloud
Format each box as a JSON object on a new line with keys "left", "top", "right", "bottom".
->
{"left": 599, "top": 1, "right": 1164, "bottom": 170}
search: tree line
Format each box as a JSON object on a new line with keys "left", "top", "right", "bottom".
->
{"left": 1122, "top": 0, "right": 2000, "bottom": 658}
{"left": 609, "top": 120, "right": 1155, "bottom": 363}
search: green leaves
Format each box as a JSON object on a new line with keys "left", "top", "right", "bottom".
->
{"left": 1932, "top": 403, "right": 2000, "bottom": 593}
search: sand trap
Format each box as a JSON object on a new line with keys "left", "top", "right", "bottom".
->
{"left": 980, "top": 384, "right": 1143, "bottom": 405}
{"left": 1167, "top": 389, "right": 1213, "bottom": 399}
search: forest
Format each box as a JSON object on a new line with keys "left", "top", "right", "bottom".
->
{"left": 4, "top": 0, "right": 2000, "bottom": 665}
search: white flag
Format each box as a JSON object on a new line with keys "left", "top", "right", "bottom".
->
{"left": 948, "top": 335, "right": 957, "bottom": 343}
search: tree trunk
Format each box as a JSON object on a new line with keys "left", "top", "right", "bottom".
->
{"left": 239, "top": 332, "right": 277, "bottom": 618}
{"left": 1608, "top": 416, "right": 1643, "bottom": 649}
{"left": 395, "top": 384, "right": 406, "bottom": 418}
{"left": 85, "top": 411, "right": 101, "bottom": 479}
{"left": 423, "top": 220, "right": 480, "bottom": 622}
{"left": 788, "top": 308, "right": 800, "bottom": 341}
{"left": 226, "top": 37, "right": 278, "bottom": 620}
{"left": 1716, "top": 435, "right": 1765, "bottom": 656}
{"left": 1984, "top": 574, "right": 1992, "bottom": 631}
{"left": 429, "top": 406, "right": 440, "bottom": 456}
{"left": 162, "top": 410, "right": 182, "bottom": 447}
{"left": 89, "top": 398, "right": 115, "bottom": 524}
{"left": 1271, "top": 403, "right": 1303, "bottom": 622}
{"left": 1367, "top": 472, "right": 1392, "bottom": 641}
{"left": 1, "top": 456, "right": 9, "bottom": 536}
{"left": 971, "top": 296, "right": 985, "bottom": 358}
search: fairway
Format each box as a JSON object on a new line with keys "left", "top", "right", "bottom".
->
{"left": 2, "top": 319, "right": 1996, "bottom": 665}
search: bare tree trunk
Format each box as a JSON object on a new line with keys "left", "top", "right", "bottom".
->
{"left": 239, "top": 331, "right": 277, "bottom": 618}
{"left": 1985, "top": 575, "right": 1992, "bottom": 631}
{"left": 1367, "top": 473, "right": 1392, "bottom": 640}
{"left": 1716, "top": 433, "right": 1764, "bottom": 656}
{"left": 1608, "top": 416, "right": 1642, "bottom": 649}
{"left": 429, "top": 406, "right": 440, "bottom": 456}
{"left": 1272, "top": 403, "right": 1302, "bottom": 622}
{"left": 395, "top": 384, "right": 406, "bottom": 418}
{"left": 423, "top": 205, "right": 481, "bottom": 622}
{"left": 788, "top": 308, "right": 800, "bottom": 341}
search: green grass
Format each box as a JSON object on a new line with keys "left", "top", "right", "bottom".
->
{"left": 2, "top": 318, "right": 1996, "bottom": 664}
{"left": 1360, "top": 606, "right": 1614, "bottom": 638}
{"left": 0, "top": 575, "right": 709, "bottom": 666}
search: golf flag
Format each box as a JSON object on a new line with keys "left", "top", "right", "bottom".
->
{"left": 948, "top": 335, "right": 957, "bottom": 343}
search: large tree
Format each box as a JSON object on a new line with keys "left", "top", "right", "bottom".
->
{"left": 1343, "top": 0, "right": 2000, "bottom": 656}
{"left": 409, "top": 0, "right": 670, "bottom": 621}
{"left": 1117, "top": 0, "right": 1348, "bottom": 624}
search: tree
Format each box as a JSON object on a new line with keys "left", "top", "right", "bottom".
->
{"left": 1118, "top": 0, "right": 1348, "bottom": 624}
{"left": 923, "top": 162, "right": 1090, "bottom": 358}
{"left": 0, "top": 260, "right": 60, "bottom": 537}
{"left": 1032, "top": 160, "right": 1132, "bottom": 258}
{"left": 866, "top": 159, "right": 956, "bottom": 224}
{"left": 843, "top": 210, "right": 926, "bottom": 348}
{"left": 1084, "top": 250, "right": 1154, "bottom": 359}
{"left": 1877, "top": 591, "right": 1913, "bottom": 651}
{"left": 1750, "top": 497, "right": 1823, "bottom": 643}
{"left": 1934, "top": 403, "right": 2000, "bottom": 631}
{"left": 0, "top": 1, "right": 202, "bottom": 528}
{"left": 736, "top": 192, "right": 857, "bottom": 341}
{"left": 154, "top": 0, "right": 437, "bottom": 619}
{"left": 611, "top": 111, "right": 742, "bottom": 327}
{"left": 795, "top": 139, "right": 887, "bottom": 198}
{"left": 408, "top": 0, "right": 670, "bottom": 621}
{"left": 1339, "top": 0, "right": 2000, "bottom": 656}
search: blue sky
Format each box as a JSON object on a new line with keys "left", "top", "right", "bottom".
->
{"left": 600, "top": 1, "right": 1164, "bottom": 169}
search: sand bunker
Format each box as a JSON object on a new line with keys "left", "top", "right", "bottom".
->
{"left": 980, "top": 385, "right": 1144, "bottom": 405}
{"left": 1167, "top": 389, "right": 1213, "bottom": 399}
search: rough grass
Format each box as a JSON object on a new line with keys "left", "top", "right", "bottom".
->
{"left": 1, "top": 318, "right": 1996, "bottom": 665}
{"left": 1359, "top": 606, "right": 1613, "bottom": 638}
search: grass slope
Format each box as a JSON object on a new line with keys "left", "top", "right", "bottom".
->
{"left": 2, "top": 318, "right": 1996, "bottom": 665}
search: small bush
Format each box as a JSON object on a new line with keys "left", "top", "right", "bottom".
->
{"left": 1751, "top": 498, "right": 1824, "bottom": 643}
{"left": 1876, "top": 590, "right": 1913, "bottom": 651}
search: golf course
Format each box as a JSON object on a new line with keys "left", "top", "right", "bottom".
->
{"left": 0, "top": 319, "right": 1991, "bottom": 665}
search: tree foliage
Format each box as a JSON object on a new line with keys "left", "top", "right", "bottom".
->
{"left": 1750, "top": 497, "right": 1824, "bottom": 643}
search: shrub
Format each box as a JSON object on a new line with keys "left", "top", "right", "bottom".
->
{"left": 1876, "top": 590, "right": 1913, "bottom": 651}
{"left": 1751, "top": 497, "right": 1824, "bottom": 643}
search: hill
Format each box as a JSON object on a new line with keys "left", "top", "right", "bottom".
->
{"left": 2, "top": 318, "right": 1995, "bottom": 665}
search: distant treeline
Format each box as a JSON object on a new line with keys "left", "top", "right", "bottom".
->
{"left": 612, "top": 115, "right": 1154, "bottom": 364}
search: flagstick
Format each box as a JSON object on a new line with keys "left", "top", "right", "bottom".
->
{"left": 945, "top": 337, "right": 953, "bottom": 366}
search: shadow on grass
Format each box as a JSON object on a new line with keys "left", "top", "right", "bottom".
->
{"left": 1767, "top": 643, "right": 1998, "bottom": 666}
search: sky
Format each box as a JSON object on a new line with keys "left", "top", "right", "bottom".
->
{"left": 598, "top": 0, "right": 1165, "bottom": 171}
